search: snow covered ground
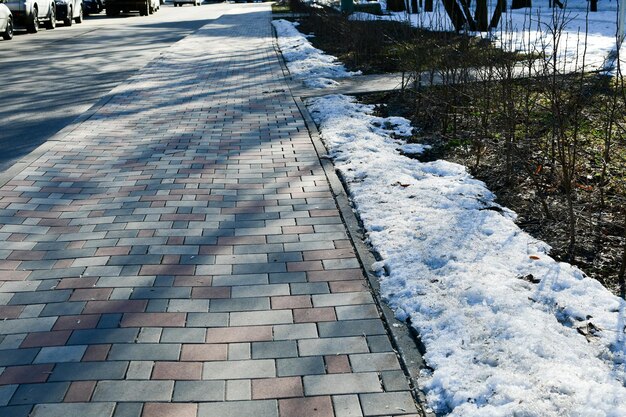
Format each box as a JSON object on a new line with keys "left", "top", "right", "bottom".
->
{"left": 349, "top": 0, "right": 624, "bottom": 72}
{"left": 272, "top": 19, "right": 360, "bottom": 87}
{"left": 274, "top": 18, "right": 626, "bottom": 417}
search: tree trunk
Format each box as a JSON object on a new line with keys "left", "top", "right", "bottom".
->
{"left": 590, "top": 0, "right": 598, "bottom": 11}
{"left": 489, "top": 0, "right": 507, "bottom": 29}
{"left": 458, "top": 0, "right": 478, "bottom": 31}
{"left": 511, "top": 0, "right": 530, "bottom": 9}
{"left": 619, "top": 212, "right": 626, "bottom": 299}
{"left": 475, "top": 0, "right": 489, "bottom": 31}
{"left": 425, "top": 0, "right": 433, "bottom": 11}
{"left": 441, "top": 0, "right": 467, "bottom": 31}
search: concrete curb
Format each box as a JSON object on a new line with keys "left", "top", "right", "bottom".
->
{"left": 270, "top": 21, "right": 436, "bottom": 417}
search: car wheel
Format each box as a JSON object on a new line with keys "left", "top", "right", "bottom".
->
{"left": 105, "top": 7, "right": 118, "bottom": 15}
{"left": 75, "top": 5, "right": 83, "bottom": 22}
{"left": 27, "top": 7, "right": 39, "bottom": 32}
{"left": 45, "top": 6, "right": 56, "bottom": 29}
{"left": 64, "top": 5, "right": 73, "bottom": 25}
{"left": 2, "top": 16, "right": 13, "bottom": 40}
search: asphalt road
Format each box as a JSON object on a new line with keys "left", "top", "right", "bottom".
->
{"left": 0, "top": 1, "right": 234, "bottom": 173}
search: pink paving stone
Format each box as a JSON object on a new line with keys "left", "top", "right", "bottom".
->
{"left": 205, "top": 326, "right": 273, "bottom": 343}
{"left": 0, "top": 270, "right": 30, "bottom": 281}
{"left": 162, "top": 255, "right": 181, "bottom": 265}
{"left": 334, "top": 240, "right": 353, "bottom": 249}
{"left": 191, "top": 287, "right": 231, "bottom": 299}
{"left": 217, "top": 236, "right": 266, "bottom": 245}
{"left": 329, "top": 281, "right": 369, "bottom": 293}
{"left": 271, "top": 295, "right": 312, "bottom": 310}
{"left": 282, "top": 226, "right": 314, "bottom": 234}
{"left": 0, "top": 364, "right": 53, "bottom": 385}
{"left": 139, "top": 265, "right": 195, "bottom": 276}
{"left": 309, "top": 210, "right": 339, "bottom": 217}
{"left": 199, "top": 245, "right": 233, "bottom": 255}
{"left": 167, "top": 236, "right": 185, "bottom": 245}
{"left": 308, "top": 270, "right": 364, "bottom": 282}
{"left": 142, "top": 403, "right": 197, "bottom": 417}
{"left": 293, "top": 308, "right": 336, "bottom": 323}
{"left": 7, "top": 250, "right": 45, "bottom": 261}
{"left": 287, "top": 261, "right": 324, "bottom": 272}
{"left": 174, "top": 276, "right": 213, "bottom": 287}
{"left": 0, "top": 305, "right": 24, "bottom": 319}
{"left": 53, "top": 314, "right": 101, "bottom": 330}
{"left": 152, "top": 362, "right": 203, "bottom": 380}
{"left": 83, "top": 300, "right": 148, "bottom": 314}
{"left": 20, "top": 331, "right": 71, "bottom": 348}
{"left": 69, "top": 288, "right": 113, "bottom": 301}
{"left": 279, "top": 396, "right": 334, "bottom": 417}
{"left": 0, "top": 260, "right": 20, "bottom": 270}
{"left": 64, "top": 381, "right": 96, "bottom": 402}
{"left": 54, "top": 259, "right": 76, "bottom": 269}
{"left": 138, "top": 230, "right": 155, "bottom": 238}
{"left": 120, "top": 313, "right": 186, "bottom": 328}
{"left": 7, "top": 234, "right": 27, "bottom": 242}
{"left": 82, "top": 344, "right": 111, "bottom": 361}
{"left": 252, "top": 377, "right": 303, "bottom": 399}
{"left": 325, "top": 355, "right": 351, "bottom": 374}
{"left": 180, "top": 344, "right": 228, "bottom": 361}
{"left": 57, "top": 277, "right": 99, "bottom": 289}
{"left": 302, "top": 249, "right": 355, "bottom": 261}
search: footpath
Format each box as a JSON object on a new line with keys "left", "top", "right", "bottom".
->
{"left": 0, "top": 4, "right": 422, "bottom": 417}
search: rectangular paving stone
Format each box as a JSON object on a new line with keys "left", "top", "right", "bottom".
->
{"left": 276, "top": 357, "right": 326, "bottom": 377}
{"left": 209, "top": 297, "right": 269, "bottom": 312}
{"left": 107, "top": 343, "right": 181, "bottom": 361}
{"left": 172, "top": 380, "right": 225, "bottom": 402}
{"left": 335, "top": 305, "right": 380, "bottom": 321}
{"left": 48, "top": 361, "right": 128, "bottom": 381}
{"left": 303, "top": 373, "right": 383, "bottom": 396}
{"left": 92, "top": 381, "right": 174, "bottom": 401}
{"left": 34, "top": 345, "right": 87, "bottom": 364}
{"left": 30, "top": 402, "right": 116, "bottom": 417}
{"left": 0, "top": 385, "right": 17, "bottom": 407}
{"left": 359, "top": 392, "right": 418, "bottom": 416}
{"left": 318, "top": 320, "right": 386, "bottom": 338}
{"left": 8, "top": 290, "right": 71, "bottom": 305}
{"left": 312, "top": 292, "right": 374, "bottom": 307}
{"left": 333, "top": 395, "right": 364, "bottom": 417}
{"left": 198, "top": 400, "right": 277, "bottom": 417}
{"left": 298, "top": 337, "right": 370, "bottom": 356}
{"left": 230, "top": 310, "right": 292, "bottom": 326}
{"left": 0, "top": 349, "right": 38, "bottom": 367}
{"left": 251, "top": 341, "right": 297, "bottom": 359}
{"left": 161, "top": 328, "right": 206, "bottom": 343}
{"left": 68, "top": 328, "right": 139, "bottom": 345}
{"left": 0, "top": 317, "right": 57, "bottom": 335}
{"left": 9, "top": 382, "right": 69, "bottom": 405}
{"left": 202, "top": 359, "right": 275, "bottom": 380}
{"left": 186, "top": 313, "right": 229, "bottom": 328}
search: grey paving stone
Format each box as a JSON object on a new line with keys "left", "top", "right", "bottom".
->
{"left": 228, "top": 343, "right": 251, "bottom": 360}
{"left": 335, "top": 305, "right": 380, "bottom": 321}
{"left": 209, "top": 297, "right": 269, "bottom": 313}
{"left": 167, "top": 299, "right": 209, "bottom": 313}
{"left": 40, "top": 302, "right": 86, "bottom": 317}
{"left": 231, "top": 284, "right": 289, "bottom": 298}
{"left": 9, "top": 382, "right": 70, "bottom": 405}
{"left": 112, "top": 403, "right": 143, "bottom": 417}
{"left": 9, "top": 290, "right": 71, "bottom": 305}
{"left": 230, "top": 310, "right": 292, "bottom": 326}
{"left": 96, "top": 276, "right": 156, "bottom": 288}
{"left": 212, "top": 274, "right": 268, "bottom": 287}
{"left": 28, "top": 268, "right": 85, "bottom": 280}
{"left": 107, "top": 255, "right": 163, "bottom": 266}
{"left": 272, "top": 323, "right": 318, "bottom": 340}
{"left": 0, "top": 334, "right": 25, "bottom": 350}
{"left": 107, "top": 343, "right": 181, "bottom": 361}
{"left": 318, "top": 320, "right": 386, "bottom": 338}
{"left": 92, "top": 381, "right": 174, "bottom": 402}
{"left": 303, "top": 373, "right": 383, "bottom": 396}
{"left": 225, "top": 380, "right": 251, "bottom": 401}
{"left": 130, "top": 288, "right": 191, "bottom": 299}
{"left": 161, "top": 328, "right": 206, "bottom": 343}
{"left": 333, "top": 395, "right": 364, "bottom": 417}
{"left": 30, "top": 403, "right": 116, "bottom": 417}
{"left": 97, "top": 313, "right": 122, "bottom": 329}
{"left": 251, "top": 341, "right": 298, "bottom": 359}
{"left": 0, "top": 385, "right": 17, "bottom": 407}
{"left": 34, "top": 345, "right": 87, "bottom": 364}
{"left": 359, "top": 392, "right": 418, "bottom": 416}
{"left": 68, "top": 328, "right": 139, "bottom": 345}
{"left": 269, "top": 272, "right": 307, "bottom": 284}
{"left": 172, "top": 381, "right": 225, "bottom": 402}
{"left": 381, "top": 370, "right": 411, "bottom": 392}
{"left": 137, "top": 328, "right": 162, "bottom": 344}
{"left": 0, "top": 349, "right": 39, "bottom": 366}
{"left": 126, "top": 361, "right": 154, "bottom": 380}
{"left": 48, "top": 361, "right": 129, "bottom": 381}
{"left": 276, "top": 357, "right": 326, "bottom": 377}
{"left": 366, "top": 336, "right": 394, "bottom": 353}
{"left": 0, "top": 405, "right": 32, "bottom": 417}
{"left": 202, "top": 360, "right": 275, "bottom": 380}
{"left": 186, "top": 313, "right": 229, "bottom": 328}
{"left": 198, "top": 400, "right": 277, "bottom": 417}
{"left": 290, "top": 282, "right": 329, "bottom": 295}
{"left": 298, "top": 337, "right": 369, "bottom": 356}
{"left": 0, "top": 317, "right": 56, "bottom": 335}
{"left": 349, "top": 353, "right": 401, "bottom": 372}
{"left": 312, "top": 292, "right": 375, "bottom": 307}
{"left": 19, "top": 304, "right": 44, "bottom": 319}
{"left": 145, "top": 299, "right": 169, "bottom": 313}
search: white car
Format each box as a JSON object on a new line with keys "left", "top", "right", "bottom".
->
{"left": 0, "top": 1, "right": 13, "bottom": 40}
{"left": 55, "top": 0, "right": 82, "bottom": 25}
{"left": 173, "top": 0, "right": 200, "bottom": 6}
{"left": 5, "top": 0, "right": 56, "bottom": 33}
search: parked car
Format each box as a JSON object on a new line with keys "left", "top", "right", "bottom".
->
{"left": 105, "top": 0, "right": 155, "bottom": 16}
{"left": 173, "top": 0, "right": 199, "bottom": 6}
{"left": 55, "top": 0, "right": 82, "bottom": 25}
{"left": 0, "top": 1, "right": 13, "bottom": 40}
{"left": 83, "top": 0, "right": 101, "bottom": 14}
{"left": 5, "top": 0, "right": 56, "bottom": 32}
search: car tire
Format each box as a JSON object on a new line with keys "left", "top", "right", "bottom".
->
{"left": 105, "top": 7, "right": 118, "bottom": 15}
{"left": 2, "top": 16, "right": 13, "bottom": 40}
{"left": 140, "top": 1, "right": 148, "bottom": 15}
{"left": 75, "top": 5, "right": 83, "bottom": 22}
{"left": 64, "top": 6, "right": 73, "bottom": 25}
{"left": 27, "top": 7, "right": 39, "bottom": 32}
{"left": 45, "top": 5, "right": 56, "bottom": 29}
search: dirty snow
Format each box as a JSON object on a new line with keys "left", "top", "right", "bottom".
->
{"left": 272, "top": 19, "right": 360, "bottom": 88}
{"left": 306, "top": 93, "right": 626, "bottom": 416}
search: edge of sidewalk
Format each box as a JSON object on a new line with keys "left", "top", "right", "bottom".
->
{"left": 269, "top": 18, "right": 436, "bottom": 417}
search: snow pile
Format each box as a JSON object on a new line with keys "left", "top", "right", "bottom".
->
{"left": 306, "top": 93, "right": 626, "bottom": 417}
{"left": 272, "top": 19, "right": 360, "bottom": 88}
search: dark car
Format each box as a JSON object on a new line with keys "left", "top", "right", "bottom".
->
{"left": 55, "top": 0, "right": 82, "bottom": 25}
{"left": 83, "top": 0, "right": 101, "bottom": 14}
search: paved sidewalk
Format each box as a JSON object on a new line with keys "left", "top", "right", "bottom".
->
{"left": 0, "top": 4, "right": 420, "bottom": 417}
